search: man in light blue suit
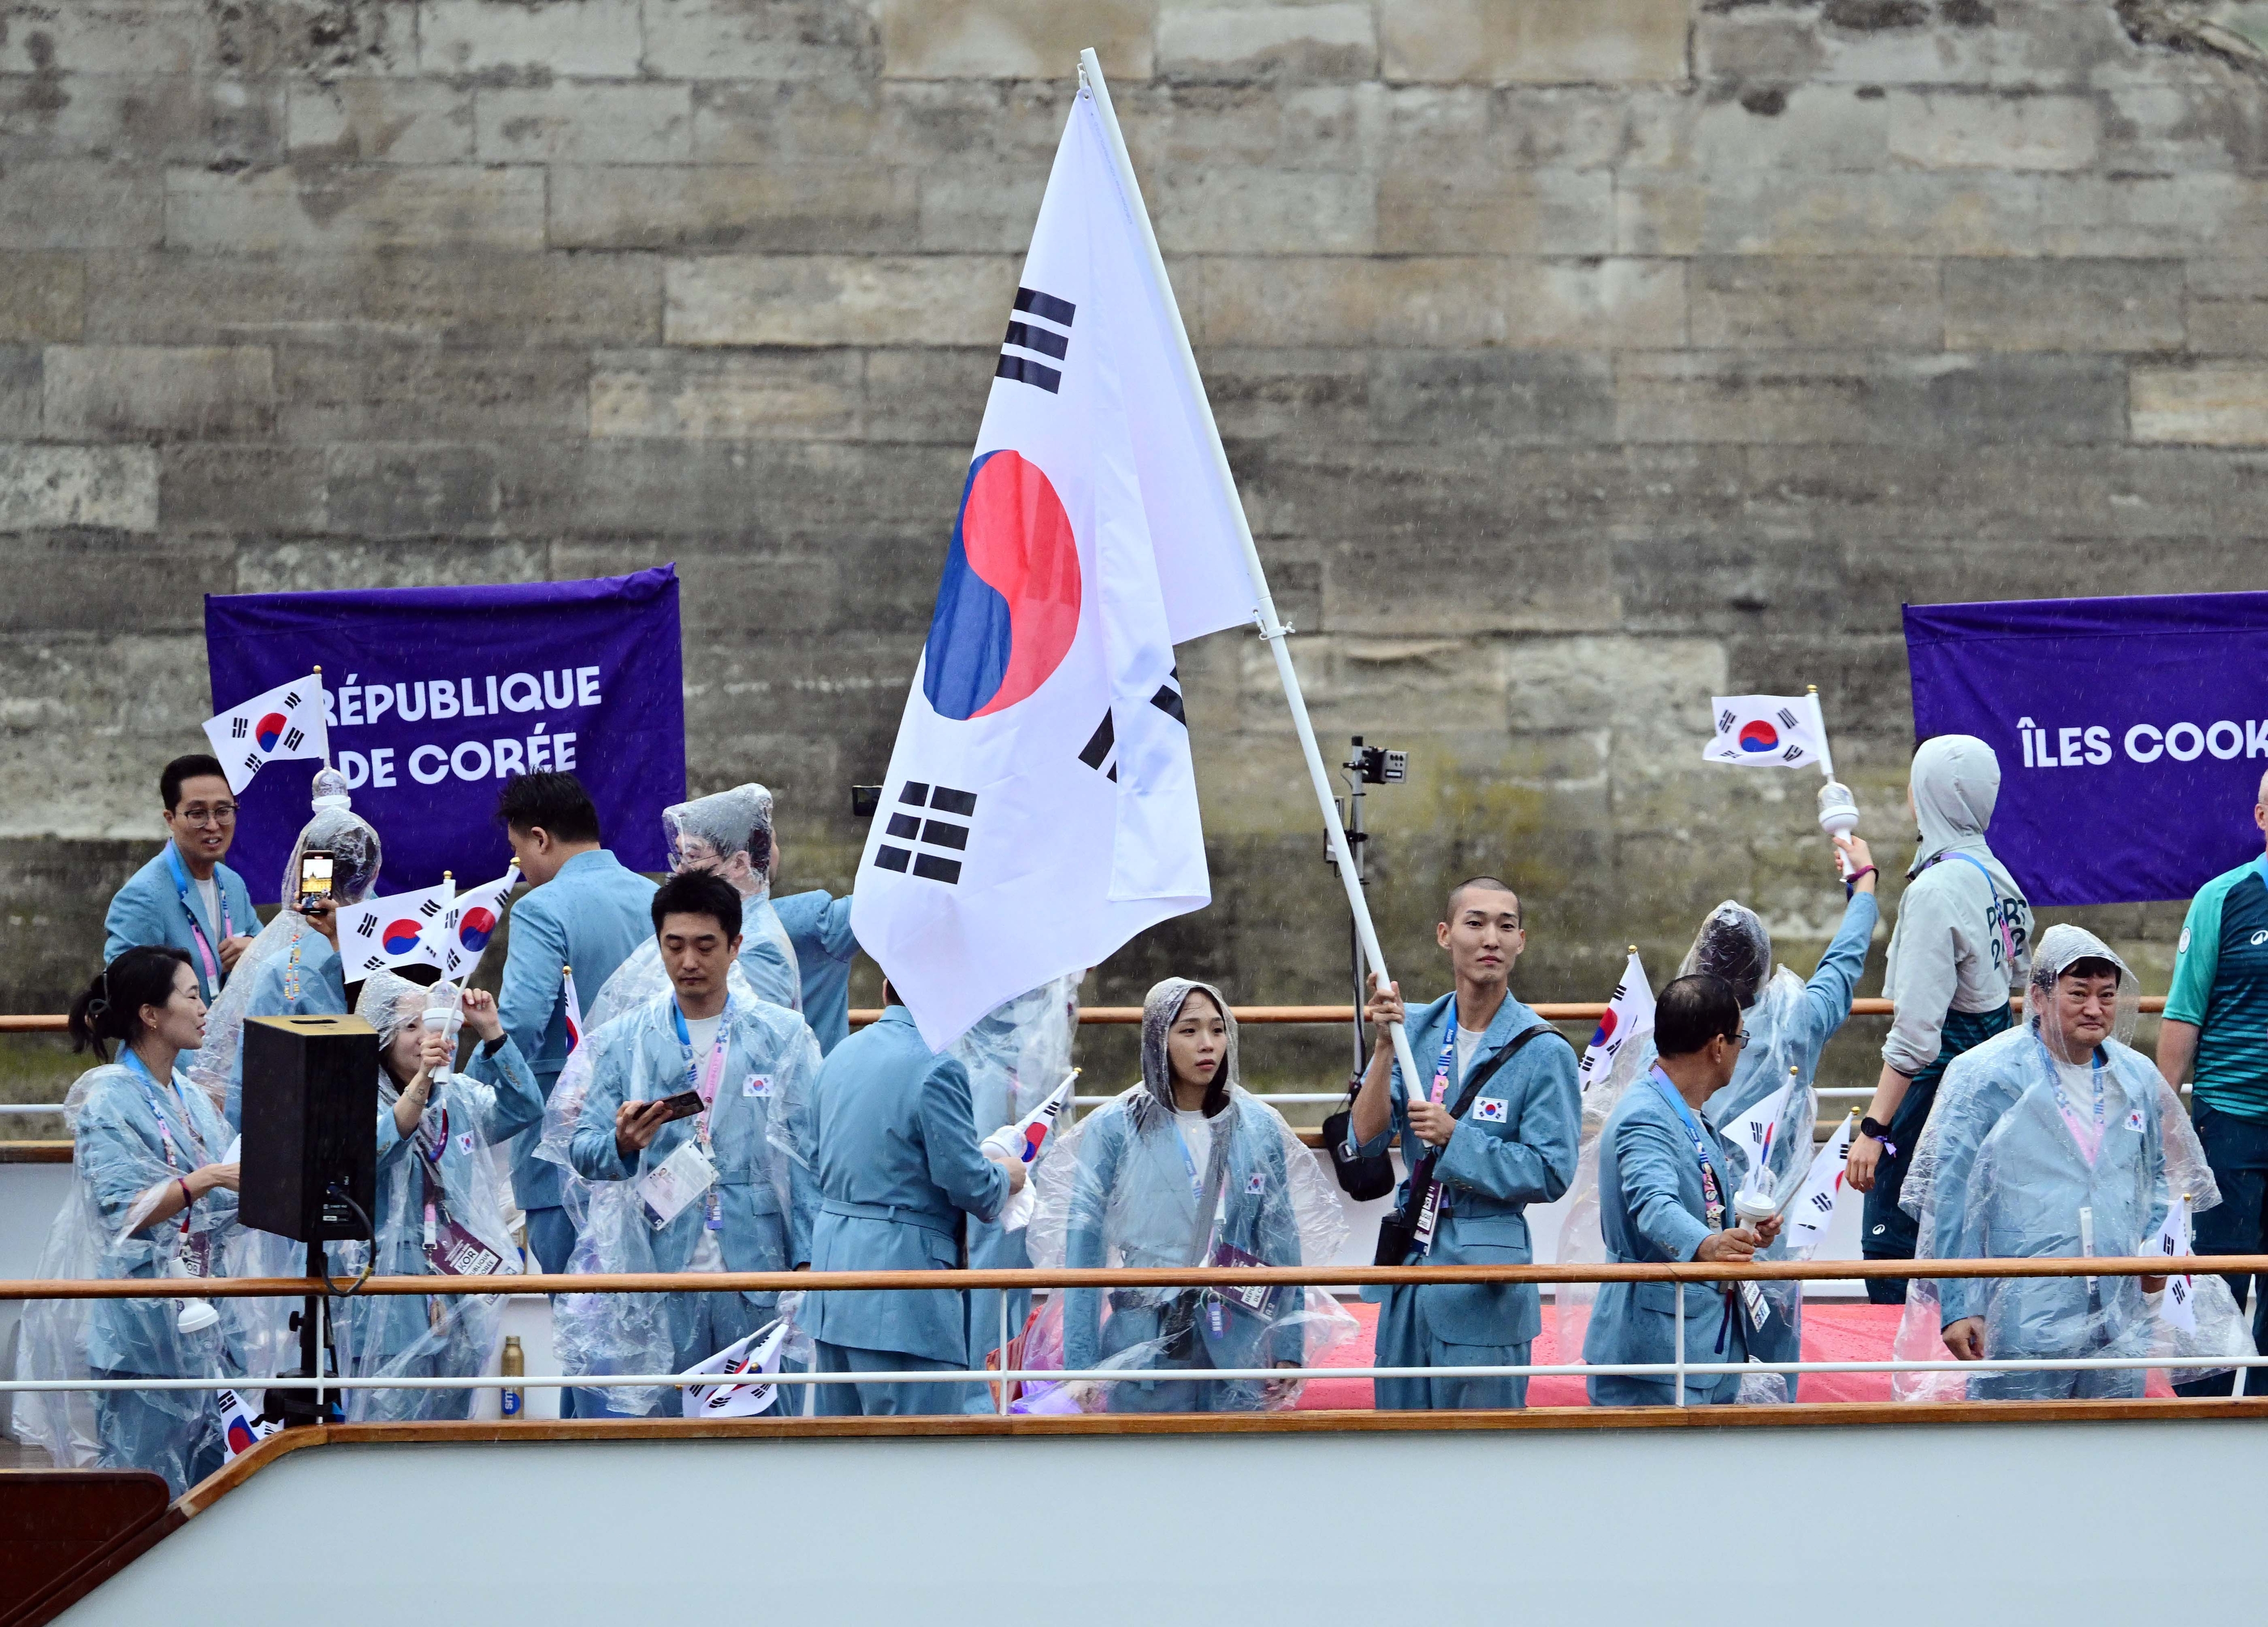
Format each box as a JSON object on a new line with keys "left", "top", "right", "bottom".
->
{"left": 495, "top": 772, "right": 657, "bottom": 1278}
{"left": 1585, "top": 974, "right": 1783, "bottom": 1408}
{"left": 1347, "top": 877, "right": 1581, "bottom": 1410}
{"left": 799, "top": 981, "right": 1023, "bottom": 1415}
{"left": 104, "top": 754, "right": 260, "bottom": 1007}
{"left": 773, "top": 886, "right": 857, "bottom": 1054}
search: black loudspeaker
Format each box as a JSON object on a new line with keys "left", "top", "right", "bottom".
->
{"left": 239, "top": 1013, "right": 379, "bottom": 1244}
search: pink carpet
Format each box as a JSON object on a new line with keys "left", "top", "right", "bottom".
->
{"left": 1292, "top": 1301, "right": 2174, "bottom": 1409}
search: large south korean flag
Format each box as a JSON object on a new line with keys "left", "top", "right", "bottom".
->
{"left": 853, "top": 83, "right": 1258, "bottom": 1049}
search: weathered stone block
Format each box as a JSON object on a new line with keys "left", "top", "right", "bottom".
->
{"left": 553, "top": 438, "right": 962, "bottom": 536}
{"left": 85, "top": 251, "right": 662, "bottom": 346}
{"left": 43, "top": 344, "right": 276, "bottom": 438}
{"left": 550, "top": 164, "right": 917, "bottom": 251}
{"left": 0, "top": 161, "right": 163, "bottom": 250}
{"left": 0, "top": 254, "right": 84, "bottom": 342}
{"left": 0, "top": 348, "right": 37, "bottom": 436}
{"left": 235, "top": 536, "right": 549, "bottom": 593}
{"left": 1193, "top": 256, "right": 1683, "bottom": 349}
{"left": 691, "top": 78, "right": 883, "bottom": 163}
{"left": 665, "top": 254, "right": 1018, "bottom": 345}
{"left": 1156, "top": 166, "right": 1376, "bottom": 254}
{"left": 1943, "top": 259, "right": 2184, "bottom": 353}
{"left": 873, "top": 0, "right": 1155, "bottom": 79}
{"left": 1886, "top": 91, "right": 2100, "bottom": 171}
{"left": 477, "top": 83, "right": 692, "bottom": 163}
{"left": 1156, "top": 4, "right": 1377, "bottom": 83}
{"left": 1380, "top": 0, "right": 1687, "bottom": 87}
{"left": 158, "top": 443, "right": 324, "bottom": 532}
{"left": 1690, "top": 257, "right": 1940, "bottom": 350}
{"left": 589, "top": 348, "right": 860, "bottom": 439}
{"left": 1687, "top": 84, "right": 1890, "bottom": 174}
{"left": 643, "top": 0, "right": 876, "bottom": 79}
{"left": 287, "top": 77, "right": 474, "bottom": 163}
{"left": 417, "top": 0, "right": 643, "bottom": 78}
{"left": 859, "top": 347, "right": 995, "bottom": 443}
{"left": 274, "top": 345, "right": 590, "bottom": 440}
{"left": 321, "top": 442, "right": 499, "bottom": 536}
{"left": 165, "top": 165, "right": 545, "bottom": 252}
{"left": 1198, "top": 348, "right": 1370, "bottom": 445}
{"left": 1368, "top": 350, "right": 1614, "bottom": 443}
{"left": 557, "top": 538, "right": 843, "bottom": 635}
{"left": 916, "top": 164, "right": 1047, "bottom": 252}
{"left": 2132, "top": 365, "right": 2268, "bottom": 447}
{"left": 0, "top": 530, "right": 231, "bottom": 631}
{"left": 1376, "top": 165, "right": 1611, "bottom": 256}
{"left": 0, "top": 443, "right": 157, "bottom": 530}
{"left": 0, "top": 3, "right": 209, "bottom": 74}
{"left": 0, "top": 73, "right": 285, "bottom": 166}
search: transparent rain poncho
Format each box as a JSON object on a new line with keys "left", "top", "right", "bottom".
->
{"left": 1026, "top": 979, "right": 1355, "bottom": 1412}
{"left": 544, "top": 989, "right": 820, "bottom": 1416}
{"left": 322, "top": 973, "right": 536, "bottom": 1422}
{"left": 1892, "top": 924, "right": 2253, "bottom": 1400}
{"left": 954, "top": 975, "right": 1080, "bottom": 1364}
{"left": 12, "top": 1057, "right": 291, "bottom": 1494}
{"left": 1558, "top": 906, "right": 1821, "bottom": 1403}
{"left": 188, "top": 767, "right": 383, "bottom": 1127}
{"left": 661, "top": 783, "right": 801, "bottom": 1013}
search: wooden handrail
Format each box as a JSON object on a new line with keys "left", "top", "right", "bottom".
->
{"left": 0, "top": 1253, "right": 2237, "bottom": 1300}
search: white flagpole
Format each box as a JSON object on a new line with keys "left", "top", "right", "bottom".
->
{"left": 1077, "top": 49, "right": 1425, "bottom": 1099}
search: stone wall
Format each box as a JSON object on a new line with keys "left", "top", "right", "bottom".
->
{"left": 6, "top": 0, "right": 2268, "bottom": 1102}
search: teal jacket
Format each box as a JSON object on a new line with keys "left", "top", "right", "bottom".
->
{"left": 104, "top": 846, "right": 260, "bottom": 1004}
{"left": 801, "top": 1007, "right": 1009, "bottom": 1364}
{"left": 774, "top": 890, "right": 857, "bottom": 1053}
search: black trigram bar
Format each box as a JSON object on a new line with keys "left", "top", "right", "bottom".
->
{"left": 1716, "top": 710, "right": 1734, "bottom": 734}
{"left": 1079, "top": 711, "right": 1116, "bottom": 780}
{"left": 899, "top": 782, "right": 929, "bottom": 806}
{"left": 241, "top": 751, "right": 262, "bottom": 775}
{"left": 1004, "top": 320, "right": 1069, "bottom": 360}
{"left": 921, "top": 819, "right": 968, "bottom": 851}
{"left": 912, "top": 853, "right": 962, "bottom": 884}
{"left": 284, "top": 727, "right": 306, "bottom": 751}
{"left": 996, "top": 354, "right": 1061, "bottom": 394}
{"left": 1150, "top": 684, "right": 1185, "bottom": 726}
{"left": 886, "top": 812, "right": 921, "bottom": 840}
{"left": 418, "top": 897, "right": 443, "bottom": 918}
{"left": 230, "top": 717, "right": 249, "bottom": 739}
{"left": 875, "top": 846, "right": 912, "bottom": 873}
{"left": 1014, "top": 286, "right": 1076, "bottom": 327}
{"left": 359, "top": 952, "right": 386, "bottom": 973}
{"left": 282, "top": 689, "right": 303, "bottom": 709}
{"left": 929, "top": 785, "right": 978, "bottom": 817}
{"left": 356, "top": 915, "right": 378, "bottom": 937}
{"left": 1776, "top": 708, "right": 1800, "bottom": 730}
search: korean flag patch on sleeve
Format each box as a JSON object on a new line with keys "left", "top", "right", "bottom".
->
{"left": 1474, "top": 1097, "right": 1508, "bottom": 1124}
{"left": 743, "top": 1074, "right": 773, "bottom": 1098}
{"left": 2126, "top": 1106, "right": 2146, "bottom": 1132}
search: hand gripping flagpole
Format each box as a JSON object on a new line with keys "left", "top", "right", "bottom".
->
{"left": 1077, "top": 49, "right": 1425, "bottom": 1101}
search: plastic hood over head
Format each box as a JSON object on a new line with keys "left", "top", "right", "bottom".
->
{"left": 2027, "top": 922, "right": 2142, "bottom": 1050}
{"left": 1681, "top": 902, "right": 1772, "bottom": 1008}
{"left": 354, "top": 970, "right": 425, "bottom": 1051}
{"left": 1906, "top": 734, "right": 2000, "bottom": 879}
{"left": 665, "top": 783, "right": 775, "bottom": 897}
{"left": 1138, "top": 977, "right": 1237, "bottom": 1123}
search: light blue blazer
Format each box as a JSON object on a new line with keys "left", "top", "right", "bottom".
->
{"left": 1351, "top": 991, "right": 1580, "bottom": 1347}
{"left": 774, "top": 890, "right": 858, "bottom": 1054}
{"left": 496, "top": 848, "right": 658, "bottom": 1210}
{"left": 1584, "top": 1075, "right": 1749, "bottom": 1398}
{"left": 104, "top": 847, "right": 260, "bottom": 1001}
{"left": 801, "top": 1007, "right": 1009, "bottom": 1365}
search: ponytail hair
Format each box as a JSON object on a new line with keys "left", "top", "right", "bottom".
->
{"left": 68, "top": 946, "right": 193, "bottom": 1063}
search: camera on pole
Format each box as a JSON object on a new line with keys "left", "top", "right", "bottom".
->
{"left": 1326, "top": 736, "right": 1407, "bottom": 1081}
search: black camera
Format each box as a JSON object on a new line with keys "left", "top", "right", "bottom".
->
{"left": 850, "top": 785, "right": 883, "bottom": 818}
{"left": 1347, "top": 739, "right": 1406, "bottom": 785}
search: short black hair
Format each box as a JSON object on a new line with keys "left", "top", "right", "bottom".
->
{"left": 2060, "top": 957, "right": 2122, "bottom": 984}
{"left": 496, "top": 772, "right": 600, "bottom": 844}
{"left": 1445, "top": 876, "right": 1520, "bottom": 925}
{"left": 1654, "top": 974, "right": 1742, "bottom": 1058}
{"left": 651, "top": 869, "right": 742, "bottom": 941}
{"left": 160, "top": 754, "right": 229, "bottom": 812}
{"left": 69, "top": 946, "right": 194, "bottom": 1061}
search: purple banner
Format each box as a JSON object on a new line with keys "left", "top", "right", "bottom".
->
{"left": 206, "top": 567, "right": 684, "bottom": 904}
{"left": 1905, "top": 592, "right": 2268, "bottom": 906}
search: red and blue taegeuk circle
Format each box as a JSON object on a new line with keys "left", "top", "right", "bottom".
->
{"left": 456, "top": 906, "right": 497, "bottom": 952}
{"left": 1737, "top": 720, "right": 1779, "bottom": 753}
{"left": 226, "top": 1418, "right": 257, "bottom": 1454}
{"left": 254, "top": 711, "right": 288, "bottom": 752}
{"left": 1589, "top": 1008, "right": 1619, "bottom": 1049}
{"left": 921, "top": 450, "right": 1082, "bottom": 721}
{"left": 382, "top": 920, "right": 423, "bottom": 956}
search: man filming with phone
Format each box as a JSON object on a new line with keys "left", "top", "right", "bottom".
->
{"left": 561, "top": 872, "right": 824, "bottom": 1417}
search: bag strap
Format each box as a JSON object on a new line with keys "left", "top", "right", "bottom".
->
{"left": 1399, "top": 1023, "right": 1559, "bottom": 1213}
{"left": 1181, "top": 1101, "right": 1237, "bottom": 1266}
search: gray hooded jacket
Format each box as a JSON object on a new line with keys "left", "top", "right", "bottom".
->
{"left": 1880, "top": 735, "right": 2033, "bottom": 1077}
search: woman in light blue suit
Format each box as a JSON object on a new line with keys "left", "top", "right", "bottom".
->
{"left": 13, "top": 949, "right": 269, "bottom": 1495}
{"left": 561, "top": 873, "right": 822, "bottom": 1417}
{"left": 1034, "top": 980, "right": 1349, "bottom": 1413}
{"left": 335, "top": 973, "right": 543, "bottom": 1422}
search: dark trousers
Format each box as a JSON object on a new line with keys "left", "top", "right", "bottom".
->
{"left": 2174, "top": 1103, "right": 2268, "bottom": 1397}
{"left": 1863, "top": 1004, "right": 2014, "bottom": 1304}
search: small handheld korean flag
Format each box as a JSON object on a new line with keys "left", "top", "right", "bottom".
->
{"left": 1703, "top": 695, "right": 1827, "bottom": 770}
{"left": 335, "top": 875, "right": 455, "bottom": 979}
{"left": 2156, "top": 1193, "right": 2197, "bottom": 1335}
{"left": 203, "top": 670, "right": 331, "bottom": 795}
{"left": 1788, "top": 1113, "right": 1857, "bottom": 1248}
{"left": 1729, "top": 1070, "right": 1799, "bottom": 1201}
{"left": 561, "top": 965, "right": 585, "bottom": 1054}
{"left": 850, "top": 75, "right": 1255, "bottom": 1048}
{"left": 1577, "top": 949, "right": 1655, "bottom": 1093}
{"left": 682, "top": 1317, "right": 789, "bottom": 1418}
{"left": 980, "top": 1068, "right": 1078, "bottom": 1232}
{"left": 439, "top": 865, "right": 518, "bottom": 981}
{"left": 218, "top": 1388, "right": 284, "bottom": 1462}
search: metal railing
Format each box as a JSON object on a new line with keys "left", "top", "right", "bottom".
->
{"left": 2, "top": 1254, "right": 2252, "bottom": 1417}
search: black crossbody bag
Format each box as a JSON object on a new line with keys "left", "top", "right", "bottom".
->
{"left": 1371, "top": 1025, "right": 1552, "bottom": 1268}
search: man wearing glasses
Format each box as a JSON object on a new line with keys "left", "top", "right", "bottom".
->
{"left": 103, "top": 754, "right": 260, "bottom": 1011}
{"left": 1584, "top": 974, "right": 1782, "bottom": 1408}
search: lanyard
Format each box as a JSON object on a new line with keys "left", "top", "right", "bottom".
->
{"left": 164, "top": 845, "right": 232, "bottom": 999}
{"left": 2036, "top": 1036, "right": 2106, "bottom": 1144}
{"left": 1425, "top": 996, "right": 1458, "bottom": 1106}
{"left": 668, "top": 996, "right": 735, "bottom": 1144}
{"left": 1173, "top": 1122, "right": 1203, "bottom": 1203}
{"left": 122, "top": 1050, "right": 204, "bottom": 1240}
{"left": 1925, "top": 850, "right": 2017, "bottom": 973}
{"left": 1650, "top": 1069, "right": 1724, "bottom": 1231}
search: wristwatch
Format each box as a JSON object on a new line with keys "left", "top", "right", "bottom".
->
{"left": 1859, "top": 1117, "right": 1893, "bottom": 1143}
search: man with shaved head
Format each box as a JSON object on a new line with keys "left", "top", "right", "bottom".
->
{"left": 1347, "top": 877, "right": 1580, "bottom": 1409}
{"left": 2157, "top": 767, "right": 2268, "bottom": 1394}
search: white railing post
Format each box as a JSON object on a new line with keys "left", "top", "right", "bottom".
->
{"left": 1673, "top": 1282, "right": 1686, "bottom": 1408}
{"left": 996, "top": 1287, "right": 1010, "bottom": 1417}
